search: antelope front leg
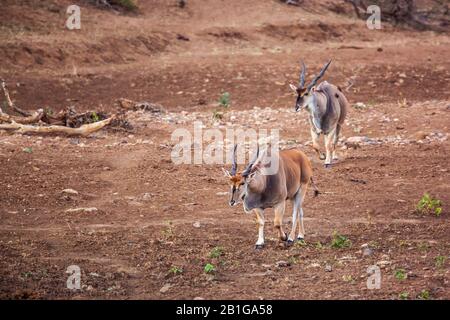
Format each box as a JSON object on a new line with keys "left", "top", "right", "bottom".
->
{"left": 310, "top": 128, "right": 325, "bottom": 160}
{"left": 273, "top": 201, "right": 287, "bottom": 241}
{"left": 254, "top": 209, "right": 265, "bottom": 249}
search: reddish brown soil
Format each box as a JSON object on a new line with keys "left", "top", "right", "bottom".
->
{"left": 0, "top": 0, "right": 449, "bottom": 300}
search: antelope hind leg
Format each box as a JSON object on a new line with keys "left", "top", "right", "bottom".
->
{"left": 296, "top": 186, "right": 308, "bottom": 240}
{"left": 324, "top": 129, "right": 336, "bottom": 168}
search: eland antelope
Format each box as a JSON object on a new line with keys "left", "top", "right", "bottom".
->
{"left": 290, "top": 60, "right": 348, "bottom": 168}
{"left": 223, "top": 144, "right": 319, "bottom": 249}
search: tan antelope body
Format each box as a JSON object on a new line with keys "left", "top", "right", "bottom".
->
{"left": 224, "top": 145, "right": 318, "bottom": 249}
{"left": 290, "top": 60, "right": 348, "bottom": 168}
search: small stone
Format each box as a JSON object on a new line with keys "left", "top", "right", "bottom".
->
{"left": 216, "top": 192, "right": 228, "bottom": 196}
{"left": 346, "top": 136, "right": 370, "bottom": 144}
{"left": 325, "top": 264, "right": 333, "bottom": 272}
{"left": 193, "top": 221, "right": 201, "bottom": 228}
{"left": 377, "top": 260, "right": 391, "bottom": 268}
{"left": 65, "top": 207, "right": 98, "bottom": 213}
{"left": 159, "top": 284, "right": 172, "bottom": 293}
{"left": 363, "top": 248, "right": 373, "bottom": 256}
{"left": 62, "top": 188, "right": 78, "bottom": 195}
{"left": 142, "top": 193, "right": 152, "bottom": 200}
{"left": 193, "top": 297, "right": 205, "bottom": 300}
{"left": 276, "top": 260, "right": 290, "bottom": 268}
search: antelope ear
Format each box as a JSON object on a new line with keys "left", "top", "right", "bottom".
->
{"left": 222, "top": 168, "right": 231, "bottom": 177}
{"left": 310, "top": 86, "right": 316, "bottom": 92}
{"left": 289, "top": 83, "right": 298, "bottom": 93}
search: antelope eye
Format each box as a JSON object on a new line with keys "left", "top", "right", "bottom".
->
{"left": 304, "top": 92, "right": 309, "bottom": 96}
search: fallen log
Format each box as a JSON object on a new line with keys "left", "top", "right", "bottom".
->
{"left": 0, "top": 116, "right": 116, "bottom": 136}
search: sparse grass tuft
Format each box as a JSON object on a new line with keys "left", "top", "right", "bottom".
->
{"left": 330, "top": 231, "right": 351, "bottom": 249}
{"left": 418, "top": 289, "right": 430, "bottom": 300}
{"left": 204, "top": 263, "right": 216, "bottom": 274}
{"left": 209, "top": 246, "right": 224, "bottom": 259}
{"left": 435, "top": 255, "right": 447, "bottom": 269}
{"left": 218, "top": 92, "right": 230, "bottom": 108}
{"left": 169, "top": 266, "right": 183, "bottom": 275}
{"left": 23, "top": 147, "right": 33, "bottom": 153}
{"left": 394, "top": 269, "right": 407, "bottom": 281}
{"left": 91, "top": 111, "right": 100, "bottom": 122}
{"left": 161, "top": 220, "right": 173, "bottom": 239}
{"left": 110, "top": 0, "right": 138, "bottom": 11}
{"left": 399, "top": 292, "right": 409, "bottom": 300}
{"left": 416, "top": 193, "right": 443, "bottom": 216}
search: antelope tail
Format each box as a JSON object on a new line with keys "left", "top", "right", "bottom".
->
{"left": 310, "top": 177, "right": 320, "bottom": 197}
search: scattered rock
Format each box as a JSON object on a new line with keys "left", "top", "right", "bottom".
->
{"left": 275, "top": 260, "right": 290, "bottom": 268}
{"left": 193, "top": 296, "right": 205, "bottom": 300}
{"left": 159, "top": 283, "right": 172, "bottom": 293}
{"left": 346, "top": 136, "right": 370, "bottom": 144}
{"left": 325, "top": 264, "right": 333, "bottom": 272}
{"left": 413, "top": 131, "right": 429, "bottom": 140}
{"left": 193, "top": 221, "right": 201, "bottom": 228}
{"left": 62, "top": 189, "right": 78, "bottom": 195}
{"left": 376, "top": 260, "right": 391, "bottom": 268}
{"left": 353, "top": 102, "right": 367, "bottom": 109}
{"left": 65, "top": 207, "right": 98, "bottom": 213}
{"left": 362, "top": 248, "right": 373, "bottom": 257}
{"left": 216, "top": 192, "right": 228, "bottom": 196}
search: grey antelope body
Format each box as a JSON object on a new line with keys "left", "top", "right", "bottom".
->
{"left": 290, "top": 60, "right": 348, "bottom": 168}
{"left": 224, "top": 145, "right": 318, "bottom": 249}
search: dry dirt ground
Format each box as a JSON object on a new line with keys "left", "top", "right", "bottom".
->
{"left": 0, "top": 0, "right": 449, "bottom": 299}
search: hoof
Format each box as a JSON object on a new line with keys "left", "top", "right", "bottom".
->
{"left": 281, "top": 233, "right": 288, "bottom": 241}
{"left": 319, "top": 154, "right": 326, "bottom": 160}
{"left": 297, "top": 236, "right": 304, "bottom": 241}
{"left": 324, "top": 163, "right": 332, "bottom": 169}
{"left": 286, "top": 239, "right": 294, "bottom": 247}
{"left": 255, "top": 244, "right": 264, "bottom": 250}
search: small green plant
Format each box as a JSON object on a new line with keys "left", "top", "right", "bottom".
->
{"left": 417, "top": 193, "right": 443, "bottom": 216}
{"left": 110, "top": 0, "right": 138, "bottom": 11}
{"left": 418, "top": 289, "right": 430, "bottom": 300}
{"left": 204, "top": 263, "right": 216, "bottom": 274}
{"left": 315, "top": 241, "right": 324, "bottom": 249}
{"left": 44, "top": 107, "right": 54, "bottom": 116}
{"left": 161, "top": 220, "right": 173, "bottom": 239}
{"left": 399, "top": 292, "right": 409, "bottom": 300}
{"left": 288, "top": 256, "right": 299, "bottom": 265}
{"left": 417, "top": 241, "right": 430, "bottom": 252}
{"left": 91, "top": 111, "right": 100, "bottom": 122}
{"left": 295, "top": 239, "right": 307, "bottom": 248}
{"left": 330, "top": 231, "right": 351, "bottom": 249}
{"left": 394, "top": 269, "right": 407, "bottom": 281}
{"left": 169, "top": 266, "right": 183, "bottom": 275}
{"left": 218, "top": 92, "right": 230, "bottom": 108}
{"left": 23, "top": 147, "right": 33, "bottom": 153}
{"left": 435, "top": 255, "right": 447, "bottom": 269}
{"left": 209, "top": 246, "right": 224, "bottom": 259}
{"left": 212, "top": 110, "right": 224, "bottom": 121}
{"left": 342, "top": 275, "right": 354, "bottom": 283}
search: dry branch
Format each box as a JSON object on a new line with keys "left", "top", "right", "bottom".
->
{"left": 1, "top": 79, "right": 31, "bottom": 116}
{"left": 1, "top": 79, "right": 117, "bottom": 136}
{"left": 0, "top": 109, "right": 44, "bottom": 124}
{"left": 0, "top": 116, "right": 116, "bottom": 136}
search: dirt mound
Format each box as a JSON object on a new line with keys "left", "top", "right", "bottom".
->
{"left": 0, "top": 32, "right": 173, "bottom": 70}
{"left": 261, "top": 22, "right": 356, "bottom": 42}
